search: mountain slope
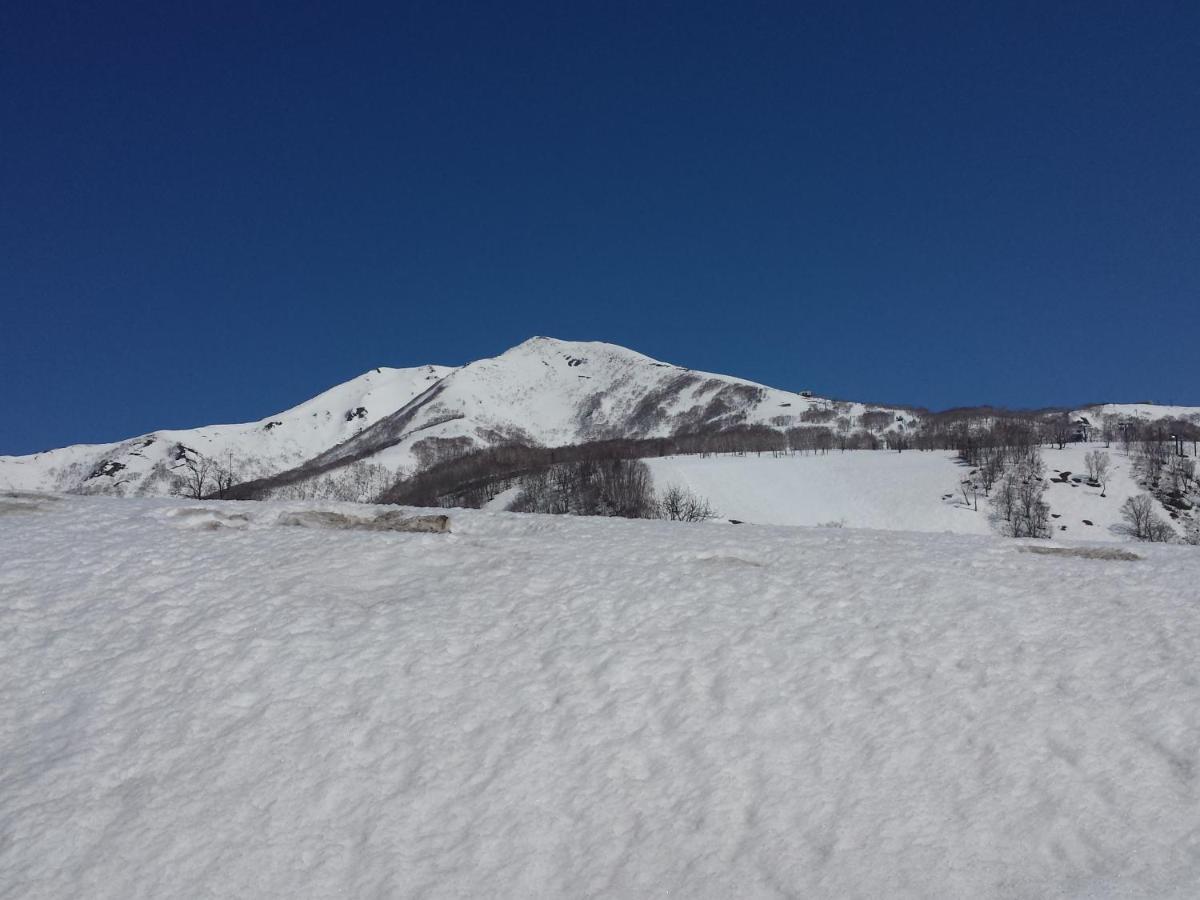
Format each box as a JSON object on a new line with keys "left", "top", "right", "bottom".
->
{"left": 0, "top": 365, "right": 453, "bottom": 495}
{"left": 228, "top": 336, "right": 913, "bottom": 497}
{"left": 4, "top": 336, "right": 1197, "bottom": 501}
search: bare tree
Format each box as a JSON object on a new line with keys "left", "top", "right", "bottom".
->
{"left": 509, "top": 458, "right": 657, "bottom": 519}
{"left": 175, "top": 452, "right": 213, "bottom": 500}
{"left": 959, "top": 475, "right": 978, "bottom": 511}
{"left": 1101, "top": 416, "right": 1117, "bottom": 448}
{"left": 1121, "top": 494, "right": 1173, "bottom": 542}
{"left": 1169, "top": 457, "right": 1195, "bottom": 495}
{"left": 858, "top": 410, "right": 893, "bottom": 432}
{"left": 1137, "top": 435, "right": 1170, "bottom": 486}
{"left": 1084, "top": 450, "right": 1110, "bottom": 496}
{"left": 885, "top": 428, "right": 909, "bottom": 453}
{"left": 210, "top": 453, "right": 238, "bottom": 499}
{"left": 995, "top": 454, "right": 1049, "bottom": 538}
{"left": 658, "top": 485, "right": 716, "bottom": 522}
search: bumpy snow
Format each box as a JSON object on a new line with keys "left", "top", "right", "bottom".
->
{"left": 4, "top": 496, "right": 1200, "bottom": 898}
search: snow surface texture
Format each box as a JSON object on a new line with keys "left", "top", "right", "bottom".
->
{"left": 646, "top": 446, "right": 1163, "bottom": 541}
{"left": 4, "top": 496, "right": 1200, "bottom": 898}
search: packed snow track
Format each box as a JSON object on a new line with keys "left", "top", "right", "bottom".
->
{"left": 2, "top": 496, "right": 1200, "bottom": 898}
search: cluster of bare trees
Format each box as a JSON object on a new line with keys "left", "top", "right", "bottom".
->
{"left": 1169, "top": 457, "right": 1196, "bottom": 495}
{"left": 857, "top": 410, "right": 895, "bottom": 432}
{"left": 378, "top": 438, "right": 719, "bottom": 521}
{"left": 1084, "top": 450, "right": 1111, "bottom": 496}
{"left": 1135, "top": 438, "right": 1172, "bottom": 487}
{"left": 945, "top": 419, "right": 1052, "bottom": 537}
{"left": 953, "top": 420, "right": 1041, "bottom": 504}
{"left": 993, "top": 455, "right": 1050, "bottom": 538}
{"left": 381, "top": 440, "right": 657, "bottom": 508}
{"left": 1116, "top": 417, "right": 1200, "bottom": 455}
{"left": 950, "top": 419, "right": 1041, "bottom": 470}
{"left": 799, "top": 407, "right": 836, "bottom": 424}
{"left": 657, "top": 485, "right": 716, "bottom": 522}
{"left": 1120, "top": 494, "right": 1175, "bottom": 542}
{"left": 510, "top": 458, "right": 657, "bottom": 518}
{"left": 785, "top": 426, "right": 834, "bottom": 455}
{"left": 165, "top": 443, "right": 398, "bottom": 504}
{"left": 910, "top": 407, "right": 1193, "bottom": 456}
{"left": 508, "top": 460, "right": 717, "bottom": 522}
{"left": 265, "top": 461, "right": 398, "bottom": 503}
{"left": 1127, "top": 428, "right": 1198, "bottom": 541}
{"left": 170, "top": 447, "right": 239, "bottom": 500}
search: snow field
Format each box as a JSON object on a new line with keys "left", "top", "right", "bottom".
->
{"left": 646, "top": 450, "right": 992, "bottom": 533}
{"left": 3, "top": 496, "right": 1200, "bottom": 897}
{"left": 646, "top": 445, "right": 1176, "bottom": 541}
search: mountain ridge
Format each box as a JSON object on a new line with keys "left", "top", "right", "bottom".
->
{"left": 2, "top": 336, "right": 1197, "bottom": 498}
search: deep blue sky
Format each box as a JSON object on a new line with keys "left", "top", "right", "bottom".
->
{"left": 2, "top": 2, "right": 1197, "bottom": 454}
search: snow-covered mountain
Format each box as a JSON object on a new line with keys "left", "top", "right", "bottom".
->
{"left": 0, "top": 337, "right": 912, "bottom": 496}
{"left": 3, "top": 335, "right": 1197, "bottom": 499}
{"left": 0, "top": 364, "right": 452, "bottom": 495}
{"left": 278, "top": 336, "right": 912, "bottom": 477}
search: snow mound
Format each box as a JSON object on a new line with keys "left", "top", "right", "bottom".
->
{"left": 4, "top": 497, "right": 1200, "bottom": 897}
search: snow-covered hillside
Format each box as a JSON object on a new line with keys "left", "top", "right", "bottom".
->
{"left": 0, "top": 337, "right": 911, "bottom": 497}
{"left": 1074, "top": 402, "right": 1200, "bottom": 423}
{"left": 4, "top": 494, "right": 1200, "bottom": 897}
{"left": 3, "top": 336, "right": 1196, "bottom": 507}
{"left": 646, "top": 445, "right": 1165, "bottom": 541}
{"left": 282, "top": 336, "right": 910, "bottom": 478}
{"left": 0, "top": 365, "right": 452, "bottom": 496}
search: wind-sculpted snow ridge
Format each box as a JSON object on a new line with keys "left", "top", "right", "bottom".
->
{"left": 4, "top": 496, "right": 1200, "bottom": 897}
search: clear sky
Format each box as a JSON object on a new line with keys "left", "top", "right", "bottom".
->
{"left": 2, "top": 2, "right": 1197, "bottom": 454}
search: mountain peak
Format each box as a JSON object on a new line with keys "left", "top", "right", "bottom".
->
{"left": 500, "top": 335, "right": 660, "bottom": 366}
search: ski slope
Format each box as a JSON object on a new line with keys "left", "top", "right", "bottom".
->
{"left": 4, "top": 494, "right": 1200, "bottom": 897}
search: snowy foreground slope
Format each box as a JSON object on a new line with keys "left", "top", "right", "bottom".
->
{"left": 4, "top": 496, "right": 1200, "bottom": 898}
